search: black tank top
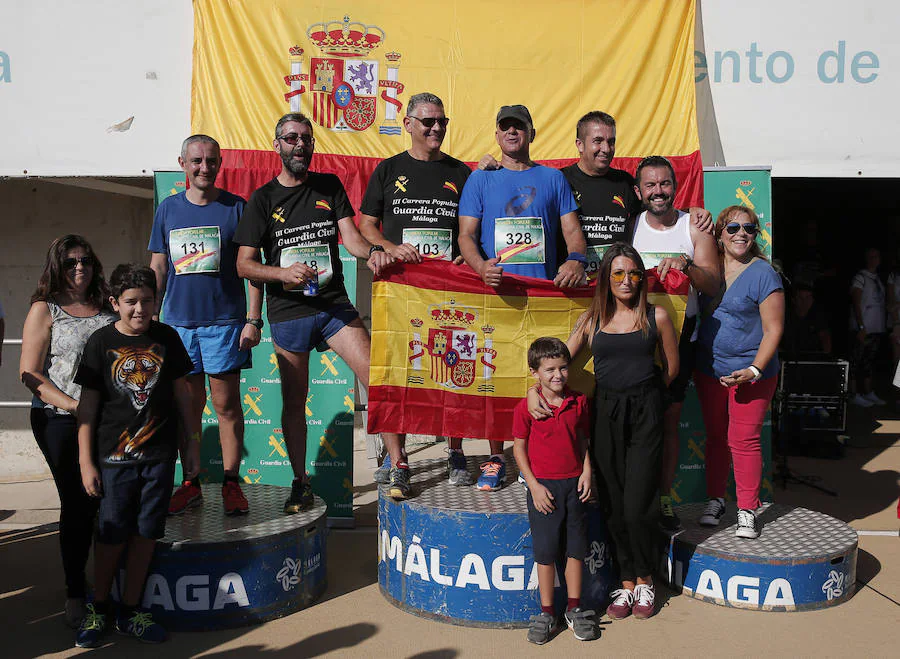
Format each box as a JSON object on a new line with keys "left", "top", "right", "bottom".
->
{"left": 591, "top": 304, "right": 659, "bottom": 390}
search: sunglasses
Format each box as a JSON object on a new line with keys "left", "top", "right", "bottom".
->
{"left": 410, "top": 116, "right": 450, "bottom": 128}
{"left": 610, "top": 269, "right": 644, "bottom": 283}
{"left": 63, "top": 256, "right": 94, "bottom": 270}
{"left": 277, "top": 133, "right": 315, "bottom": 146}
{"left": 725, "top": 222, "right": 759, "bottom": 235}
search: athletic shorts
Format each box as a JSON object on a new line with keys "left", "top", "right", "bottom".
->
{"left": 270, "top": 303, "right": 359, "bottom": 353}
{"left": 97, "top": 461, "right": 176, "bottom": 544}
{"left": 174, "top": 322, "right": 251, "bottom": 376}
{"left": 526, "top": 476, "right": 587, "bottom": 565}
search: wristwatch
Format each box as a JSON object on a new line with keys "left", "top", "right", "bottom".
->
{"left": 369, "top": 244, "right": 386, "bottom": 257}
{"left": 681, "top": 254, "right": 694, "bottom": 269}
{"left": 246, "top": 318, "right": 264, "bottom": 329}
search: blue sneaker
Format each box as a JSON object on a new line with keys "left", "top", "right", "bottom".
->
{"left": 374, "top": 454, "right": 392, "bottom": 484}
{"left": 116, "top": 608, "right": 167, "bottom": 644}
{"left": 75, "top": 603, "right": 108, "bottom": 648}
{"left": 476, "top": 457, "right": 506, "bottom": 491}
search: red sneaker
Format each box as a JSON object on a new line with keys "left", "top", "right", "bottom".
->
{"left": 605, "top": 588, "right": 634, "bottom": 620}
{"left": 168, "top": 479, "right": 202, "bottom": 515}
{"left": 632, "top": 584, "right": 656, "bottom": 619}
{"left": 222, "top": 480, "right": 249, "bottom": 515}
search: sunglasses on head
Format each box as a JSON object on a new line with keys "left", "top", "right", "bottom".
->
{"left": 725, "top": 222, "right": 758, "bottom": 235}
{"left": 610, "top": 269, "right": 644, "bottom": 283}
{"left": 63, "top": 256, "right": 94, "bottom": 270}
{"left": 410, "top": 116, "right": 450, "bottom": 128}
{"left": 277, "top": 133, "right": 314, "bottom": 146}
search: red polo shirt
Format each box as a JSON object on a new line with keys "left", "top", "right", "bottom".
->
{"left": 512, "top": 389, "right": 589, "bottom": 479}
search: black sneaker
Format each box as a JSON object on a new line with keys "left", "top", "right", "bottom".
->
{"left": 75, "top": 603, "right": 107, "bottom": 648}
{"left": 699, "top": 497, "right": 726, "bottom": 526}
{"left": 659, "top": 495, "right": 681, "bottom": 531}
{"left": 283, "top": 479, "right": 314, "bottom": 514}
{"left": 447, "top": 451, "right": 473, "bottom": 486}
{"left": 388, "top": 465, "right": 412, "bottom": 500}
{"left": 564, "top": 607, "right": 598, "bottom": 641}
{"left": 527, "top": 612, "right": 557, "bottom": 645}
{"left": 736, "top": 508, "right": 760, "bottom": 539}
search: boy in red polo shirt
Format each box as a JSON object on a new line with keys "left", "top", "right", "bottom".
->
{"left": 513, "top": 337, "right": 597, "bottom": 645}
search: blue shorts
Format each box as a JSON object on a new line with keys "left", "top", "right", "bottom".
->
{"left": 270, "top": 303, "right": 359, "bottom": 353}
{"left": 174, "top": 322, "right": 251, "bottom": 375}
{"left": 97, "top": 461, "right": 176, "bottom": 544}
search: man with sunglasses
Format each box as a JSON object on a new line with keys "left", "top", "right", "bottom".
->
{"left": 359, "top": 93, "right": 474, "bottom": 492}
{"left": 149, "top": 134, "right": 263, "bottom": 516}
{"left": 631, "top": 155, "right": 720, "bottom": 531}
{"left": 234, "top": 113, "right": 398, "bottom": 512}
{"left": 459, "top": 104, "right": 586, "bottom": 490}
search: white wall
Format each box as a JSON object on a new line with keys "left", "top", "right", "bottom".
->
{"left": 0, "top": 1, "right": 193, "bottom": 176}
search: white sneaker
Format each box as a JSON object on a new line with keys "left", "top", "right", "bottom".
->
{"left": 736, "top": 508, "right": 760, "bottom": 539}
{"left": 851, "top": 393, "right": 874, "bottom": 408}
{"left": 864, "top": 391, "right": 886, "bottom": 406}
{"left": 699, "top": 498, "right": 726, "bottom": 526}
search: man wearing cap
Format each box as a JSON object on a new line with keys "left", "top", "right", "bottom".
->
{"left": 458, "top": 104, "right": 586, "bottom": 490}
{"left": 359, "top": 92, "right": 474, "bottom": 494}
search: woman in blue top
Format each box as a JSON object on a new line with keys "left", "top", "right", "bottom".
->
{"left": 694, "top": 206, "right": 784, "bottom": 539}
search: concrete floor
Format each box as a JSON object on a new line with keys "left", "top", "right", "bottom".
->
{"left": 1, "top": 400, "right": 897, "bottom": 658}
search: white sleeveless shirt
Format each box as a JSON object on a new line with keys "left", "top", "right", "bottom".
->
{"left": 632, "top": 210, "right": 699, "bottom": 332}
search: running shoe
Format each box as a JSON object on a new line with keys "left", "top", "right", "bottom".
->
{"left": 632, "top": 584, "right": 656, "bottom": 619}
{"left": 75, "top": 603, "right": 107, "bottom": 648}
{"left": 698, "top": 497, "right": 726, "bottom": 526}
{"left": 389, "top": 464, "right": 412, "bottom": 500}
{"left": 168, "top": 479, "right": 202, "bottom": 515}
{"left": 526, "top": 612, "right": 557, "bottom": 645}
{"left": 116, "top": 608, "right": 167, "bottom": 644}
{"left": 564, "top": 607, "right": 598, "bottom": 640}
{"left": 476, "top": 457, "right": 506, "bottom": 491}
{"left": 447, "top": 451, "right": 473, "bottom": 486}
{"left": 283, "top": 479, "right": 314, "bottom": 514}
{"left": 864, "top": 391, "right": 886, "bottom": 406}
{"left": 736, "top": 508, "right": 760, "bottom": 539}
{"left": 605, "top": 588, "right": 634, "bottom": 620}
{"left": 374, "top": 453, "right": 392, "bottom": 484}
{"left": 222, "top": 480, "right": 249, "bottom": 515}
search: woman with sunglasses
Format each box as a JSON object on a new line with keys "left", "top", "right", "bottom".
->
{"left": 20, "top": 235, "right": 116, "bottom": 627}
{"left": 695, "top": 206, "right": 784, "bottom": 539}
{"left": 564, "top": 242, "right": 678, "bottom": 620}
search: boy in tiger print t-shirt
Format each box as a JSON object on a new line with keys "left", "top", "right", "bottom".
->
{"left": 74, "top": 264, "right": 193, "bottom": 648}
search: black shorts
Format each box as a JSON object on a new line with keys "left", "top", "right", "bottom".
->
{"left": 667, "top": 316, "right": 697, "bottom": 405}
{"left": 526, "top": 476, "right": 587, "bottom": 565}
{"left": 97, "top": 461, "right": 176, "bottom": 544}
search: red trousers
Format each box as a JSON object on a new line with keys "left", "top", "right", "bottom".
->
{"left": 694, "top": 371, "right": 777, "bottom": 511}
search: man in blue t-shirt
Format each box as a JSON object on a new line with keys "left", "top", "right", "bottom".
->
{"left": 148, "top": 134, "right": 263, "bottom": 516}
{"left": 458, "top": 104, "right": 587, "bottom": 490}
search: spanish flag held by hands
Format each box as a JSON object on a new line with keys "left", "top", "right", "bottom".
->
{"left": 367, "top": 263, "right": 689, "bottom": 441}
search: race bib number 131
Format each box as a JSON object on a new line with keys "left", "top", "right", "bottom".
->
{"left": 169, "top": 226, "right": 221, "bottom": 274}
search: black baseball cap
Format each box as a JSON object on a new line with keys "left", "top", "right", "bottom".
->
{"left": 496, "top": 105, "right": 533, "bottom": 127}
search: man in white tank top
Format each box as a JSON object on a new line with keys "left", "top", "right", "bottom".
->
{"left": 631, "top": 156, "right": 721, "bottom": 531}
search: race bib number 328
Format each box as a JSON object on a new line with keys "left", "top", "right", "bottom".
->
{"left": 169, "top": 226, "right": 221, "bottom": 274}
{"left": 494, "top": 217, "right": 545, "bottom": 264}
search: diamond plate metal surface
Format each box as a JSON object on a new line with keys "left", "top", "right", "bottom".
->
{"left": 380, "top": 457, "right": 528, "bottom": 514}
{"left": 161, "top": 483, "right": 327, "bottom": 546}
{"left": 673, "top": 503, "right": 858, "bottom": 559}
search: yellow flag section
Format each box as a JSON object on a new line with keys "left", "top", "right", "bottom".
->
{"left": 367, "top": 262, "right": 688, "bottom": 441}
{"left": 192, "top": 0, "right": 698, "bottom": 163}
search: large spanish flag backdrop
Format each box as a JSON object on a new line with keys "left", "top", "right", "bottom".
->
{"left": 368, "top": 263, "right": 689, "bottom": 441}
{"left": 192, "top": 0, "right": 702, "bottom": 207}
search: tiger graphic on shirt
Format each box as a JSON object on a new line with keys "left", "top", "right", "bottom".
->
{"left": 106, "top": 344, "right": 165, "bottom": 462}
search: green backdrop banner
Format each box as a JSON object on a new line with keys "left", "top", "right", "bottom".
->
{"left": 154, "top": 173, "right": 356, "bottom": 523}
{"left": 668, "top": 167, "right": 775, "bottom": 506}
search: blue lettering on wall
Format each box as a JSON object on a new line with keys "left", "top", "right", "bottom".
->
{"left": 0, "top": 51, "right": 10, "bottom": 83}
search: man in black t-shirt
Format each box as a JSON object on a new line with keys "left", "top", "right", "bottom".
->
{"left": 560, "top": 111, "right": 642, "bottom": 278}
{"left": 359, "top": 92, "right": 474, "bottom": 493}
{"left": 235, "top": 113, "right": 397, "bottom": 513}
